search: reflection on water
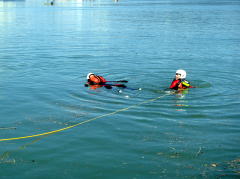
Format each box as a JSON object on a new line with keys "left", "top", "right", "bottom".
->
{"left": 1, "top": 0, "right": 25, "bottom": 1}
{"left": 0, "top": 0, "right": 23, "bottom": 7}
{"left": 0, "top": 0, "right": 25, "bottom": 7}
{"left": 45, "top": 0, "right": 84, "bottom": 7}
{"left": 0, "top": 136, "right": 46, "bottom": 164}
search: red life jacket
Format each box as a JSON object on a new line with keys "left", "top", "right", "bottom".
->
{"left": 169, "top": 79, "right": 192, "bottom": 90}
{"left": 88, "top": 75, "right": 107, "bottom": 84}
{"left": 169, "top": 79, "right": 181, "bottom": 90}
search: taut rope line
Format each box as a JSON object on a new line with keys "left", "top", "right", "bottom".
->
{"left": 0, "top": 93, "right": 170, "bottom": 142}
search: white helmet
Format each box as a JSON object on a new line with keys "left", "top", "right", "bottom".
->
{"left": 176, "top": 69, "right": 186, "bottom": 79}
{"left": 87, "top": 73, "right": 94, "bottom": 79}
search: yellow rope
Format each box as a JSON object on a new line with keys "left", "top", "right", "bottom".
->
{"left": 0, "top": 93, "right": 169, "bottom": 142}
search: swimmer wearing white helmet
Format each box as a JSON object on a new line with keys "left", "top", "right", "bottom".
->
{"left": 86, "top": 73, "right": 94, "bottom": 80}
{"left": 86, "top": 73, "right": 107, "bottom": 84}
{"left": 169, "top": 69, "right": 192, "bottom": 90}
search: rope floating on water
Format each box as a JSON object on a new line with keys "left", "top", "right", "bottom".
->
{"left": 0, "top": 93, "right": 170, "bottom": 142}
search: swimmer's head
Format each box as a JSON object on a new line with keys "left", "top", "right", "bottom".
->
{"left": 87, "top": 73, "right": 94, "bottom": 79}
{"left": 176, "top": 69, "right": 186, "bottom": 79}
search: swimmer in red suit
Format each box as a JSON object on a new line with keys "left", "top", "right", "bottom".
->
{"left": 169, "top": 69, "right": 193, "bottom": 90}
{"left": 86, "top": 73, "right": 107, "bottom": 85}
